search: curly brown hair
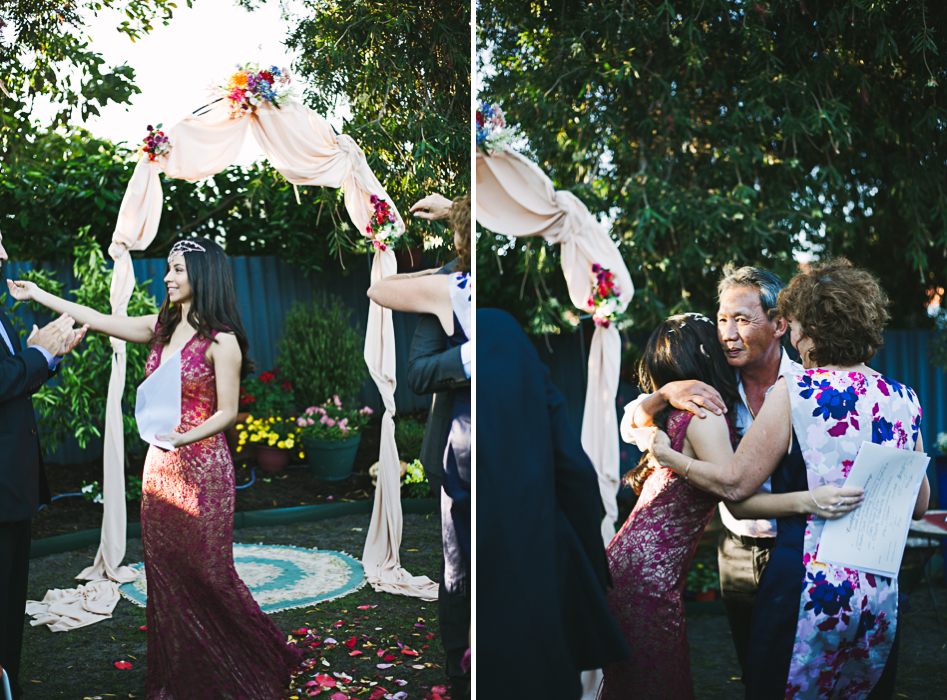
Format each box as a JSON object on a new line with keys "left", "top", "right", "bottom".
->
{"left": 449, "top": 194, "right": 471, "bottom": 273}
{"left": 777, "top": 258, "right": 889, "bottom": 367}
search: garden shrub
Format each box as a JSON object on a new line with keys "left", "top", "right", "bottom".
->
{"left": 276, "top": 296, "right": 366, "bottom": 407}
{"left": 395, "top": 416, "right": 427, "bottom": 462}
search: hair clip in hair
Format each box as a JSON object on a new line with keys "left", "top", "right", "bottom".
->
{"left": 168, "top": 240, "right": 207, "bottom": 262}
{"left": 700, "top": 344, "right": 710, "bottom": 358}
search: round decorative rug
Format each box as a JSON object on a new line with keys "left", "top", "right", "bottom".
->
{"left": 119, "top": 544, "right": 365, "bottom": 613}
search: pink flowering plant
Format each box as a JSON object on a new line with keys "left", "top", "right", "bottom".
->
{"left": 297, "top": 395, "right": 374, "bottom": 441}
{"left": 216, "top": 63, "right": 293, "bottom": 119}
{"left": 142, "top": 124, "right": 170, "bottom": 161}
{"left": 365, "top": 194, "right": 402, "bottom": 252}
{"left": 588, "top": 263, "right": 623, "bottom": 328}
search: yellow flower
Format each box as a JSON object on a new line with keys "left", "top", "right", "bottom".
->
{"left": 285, "top": 438, "right": 294, "bottom": 449}
{"left": 298, "top": 452, "right": 305, "bottom": 459}
{"left": 268, "top": 437, "right": 278, "bottom": 446}
{"left": 238, "top": 438, "right": 246, "bottom": 446}
{"left": 277, "top": 441, "right": 286, "bottom": 449}
{"left": 235, "top": 424, "right": 244, "bottom": 430}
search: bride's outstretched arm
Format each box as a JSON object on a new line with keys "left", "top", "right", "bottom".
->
{"left": 7, "top": 280, "right": 158, "bottom": 344}
{"left": 367, "top": 273, "right": 454, "bottom": 334}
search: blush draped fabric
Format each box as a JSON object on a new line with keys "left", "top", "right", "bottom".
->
{"left": 475, "top": 148, "right": 633, "bottom": 544}
{"left": 141, "top": 330, "right": 302, "bottom": 699}
{"left": 601, "top": 410, "right": 736, "bottom": 700}
{"left": 33, "top": 94, "right": 433, "bottom": 632}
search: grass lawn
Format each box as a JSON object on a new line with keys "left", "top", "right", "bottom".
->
{"left": 22, "top": 513, "right": 458, "bottom": 700}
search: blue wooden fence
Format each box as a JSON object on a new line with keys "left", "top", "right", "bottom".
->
{"left": 533, "top": 326, "right": 947, "bottom": 497}
{"left": 4, "top": 254, "right": 432, "bottom": 463}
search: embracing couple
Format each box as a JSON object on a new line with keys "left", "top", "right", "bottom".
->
{"left": 603, "top": 260, "right": 930, "bottom": 700}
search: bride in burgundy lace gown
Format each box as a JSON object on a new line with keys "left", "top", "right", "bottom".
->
{"left": 10, "top": 238, "right": 302, "bottom": 699}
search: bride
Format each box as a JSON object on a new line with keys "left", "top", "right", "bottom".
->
{"left": 8, "top": 238, "right": 302, "bottom": 699}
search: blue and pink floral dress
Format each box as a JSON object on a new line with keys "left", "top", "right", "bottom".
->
{"left": 745, "top": 370, "right": 921, "bottom": 700}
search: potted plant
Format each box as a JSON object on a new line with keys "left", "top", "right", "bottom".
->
{"left": 403, "top": 459, "right": 432, "bottom": 499}
{"left": 685, "top": 560, "right": 720, "bottom": 602}
{"left": 297, "top": 397, "right": 373, "bottom": 481}
{"left": 235, "top": 413, "right": 300, "bottom": 472}
{"left": 226, "top": 368, "right": 296, "bottom": 460}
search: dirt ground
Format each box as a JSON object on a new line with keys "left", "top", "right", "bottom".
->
{"left": 23, "top": 513, "right": 450, "bottom": 700}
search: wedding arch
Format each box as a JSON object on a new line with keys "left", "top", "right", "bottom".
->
{"left": 476, "top": 146, "right": 634, "bottom": 544}
{"left": 29, "top": 86, "right": 436, "bottom": 631}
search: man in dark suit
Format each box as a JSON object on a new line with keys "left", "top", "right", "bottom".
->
{"left": 406, "top": 193, "right": 470, "bottom": 697}
{"left": 0, "top": 230, "right": 86, "bottom": 698}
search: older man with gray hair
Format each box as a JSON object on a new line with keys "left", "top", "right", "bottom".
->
{"left": 620, "top": 263, "right": 793, "bottom": 679}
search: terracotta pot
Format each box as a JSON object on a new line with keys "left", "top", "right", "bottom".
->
{"left": 694, "top": 590, "right": 717, "bottom": 602}
{"left": 256, "top": 444, "right": 291, "bottom": 472}
{"left": 395, "top": 246, "right": 424, "bottom": 271}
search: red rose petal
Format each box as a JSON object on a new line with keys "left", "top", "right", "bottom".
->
{"left": 114, "top": 661, "right": 133, "bottom": 670}
{"left": 344, "top": 636, "right": 357, "bottom": 649}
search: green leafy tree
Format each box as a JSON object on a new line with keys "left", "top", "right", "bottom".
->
{"left": 6, "top": 227, "right": 159, "bottom": 458}
{"left": 0, "top": 128, "right": 345, "bottom": 273}
{"left": 286, "top": 0, "right": 471, "bottom": 254}
{"left": 0, "top": 0, "right": 192, "bottom": 164}
{"left": 479, "top": 0, "right": 947, "bottom": 331}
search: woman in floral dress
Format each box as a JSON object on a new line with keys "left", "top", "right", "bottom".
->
{"left": 650, "top": 259, "right": 930, "bottom": 700}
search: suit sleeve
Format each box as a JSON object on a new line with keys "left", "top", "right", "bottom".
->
{"left": 546, "top": 368, "right": 611, "bottom": 590}
{"left": 0, "top": 347, "right": 53, "bottom": 404}
{"left": 406, "top": 314, "right": 470, "bottom": 395}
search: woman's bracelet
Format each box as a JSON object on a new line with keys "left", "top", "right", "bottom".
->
{"left": 810, "top": 490, "right": 825, "bottom": 516}
{"left": 684, "top": 459, "right": 694, "bottom": 482}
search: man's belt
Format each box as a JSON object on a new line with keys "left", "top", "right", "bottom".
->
{"left": 726, "top": 529, "right": 776, "bottom": 548}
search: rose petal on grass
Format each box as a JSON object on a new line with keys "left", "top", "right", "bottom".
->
{"left": 324, "top": 638, "right": 337, "bottom": 645}
{"left": 139, "top": 625, "right": 147, "bottom": 631}
{"left": 383, "top": 654, "right": 397, "bottom": 662}
{"left": 330, "top": 693, "right": 347, "bottom": 700}
{"left": 376, "top": 664, "right": 393, "bottom": 669}
{"left": 114, "top": 661, "right": 133, "bottom": 670}
{"left": 349, "top": 651, "right": 362, "bottom": 656}
{"left": 411, "top": 664, "right": 425, "bottom": 670}
{"left": 345, "top": 636, "right": 357, "bottom": 649}
{"left": 431, "top": 685, "right": 447, "bottom": 694}
{"left": 394, "top": 679, "right": 408, "bottom": 686}
{"left": 314, "top": 675, "right": 336, "bottom": 687}
{"left": 357, "top": 605, "right": 371, "bottom": 610}
{"left": 401, "top": 649, "right": 418, "bottom": 656}
{"left": 369, "top": 688, "right": 388, "bottom": 700}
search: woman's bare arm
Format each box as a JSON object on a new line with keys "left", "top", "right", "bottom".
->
{"left": 366, "top": 273, "right": 453, "bottom": 334}
{"left": 8, "top": 280, "right": 158, "bottom": 344}
{"left": 652, "top": 379, "right": 793, "bottom": 501}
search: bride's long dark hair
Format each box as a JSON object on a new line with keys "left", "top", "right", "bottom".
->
{"left": 625, "top": 313, "right": 740, "bottom": 494}
{"left": 153, "top": 237, "right": 254, "bottom": 378}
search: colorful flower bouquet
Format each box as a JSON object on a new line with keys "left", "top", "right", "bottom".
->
{"left": 365, "top": 194, "right": 402, "bottom": 252}
{"left": 239, "top": 368, "right": 296, "bottom": 416}
{"left": 297, "top": 396, "right": 373, "bottom": 441}
{"left": 235, "top": 413, "right": 300, "bottom": 452}
{"left": 588, "top": 263, "right": 622, "bottom": 328}
{"left": 142, "top": 124, "right": 170, "bottom": 161}
{"left": 217, "top": 63, "right": 293, "bottom": 119}
{"left": 476, "top": 101, "right": 516, "bottom": 153}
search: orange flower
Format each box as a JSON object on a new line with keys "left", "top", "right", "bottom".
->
{"left": 228, "top": 71, "right": 249, "bottom": 89}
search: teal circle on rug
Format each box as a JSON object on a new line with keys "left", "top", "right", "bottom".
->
{"left": 119, "top": 544, "right": 365, "bottom": 613}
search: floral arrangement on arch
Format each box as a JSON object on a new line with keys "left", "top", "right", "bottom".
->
{"left": 297, "top": 396, "right": 373, "bottom": 441}
{"left": 588, "top": 263, "right": 622, "bottom": 328}
{"left": 476, "top": 102, "right": 516, "bottom": 153}
{"left": 142, "top": 124, "right": 170, "bottom": 161}
{"left": 216, "top": 63, "right": 293, "bottom": 119}
{"left": 365, "top": 195, "right": 402, "bottom": 252}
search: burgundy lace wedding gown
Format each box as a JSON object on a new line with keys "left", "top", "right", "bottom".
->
{"left": 140, "top": 329, "right": 302, "bottom": 699}
{"left": 600, "top": 410, "right": 736, "bottom": 700}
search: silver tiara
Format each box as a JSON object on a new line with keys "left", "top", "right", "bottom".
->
{"left": 168, "top": 240, "right": 206, "bottom": 262}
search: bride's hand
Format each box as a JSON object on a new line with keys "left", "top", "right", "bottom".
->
{"left": 646, "top": 428, "right": 672, "bottom": 463}
{"left": 156, "top": 431, "right": 186, "bottom": 449}
{"left": 7, "top": 279, "right": 38, "bottom": 301}
{"left": 810, "top": 484, "right": 865, "bottom": 519}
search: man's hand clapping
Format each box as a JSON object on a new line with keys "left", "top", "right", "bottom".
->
{"left": 25, "top": 313, "right": 87, "bottom": 358}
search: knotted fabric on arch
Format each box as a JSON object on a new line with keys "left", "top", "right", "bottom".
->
{"left": 30, "top": 98, "right": 435, "bottom": 632}
{"left": 475, "top": 148, "right": 634, "bottom": 544}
